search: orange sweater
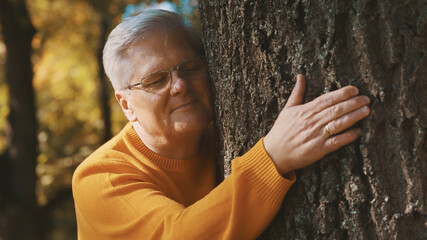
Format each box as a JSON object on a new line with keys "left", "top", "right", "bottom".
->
{"left": 72, "top": 123, "right": 295, "bottom": 239}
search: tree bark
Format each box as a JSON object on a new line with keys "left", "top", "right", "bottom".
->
{"left": 97, "top": 15, "right": 112, "bottom": 143}
{"left": 199, "top": 0, "right": 426, "bottom": 239}
{"left": 0, "top": 0, "right": 41, "bottom": 239}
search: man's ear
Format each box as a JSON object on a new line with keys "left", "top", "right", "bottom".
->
{"left": 115, "top": 91, "right": 138, "bottom": 122}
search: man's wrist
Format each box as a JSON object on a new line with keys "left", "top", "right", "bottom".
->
{"left": 262, "top": 137, "right": 293, "bottom": 176}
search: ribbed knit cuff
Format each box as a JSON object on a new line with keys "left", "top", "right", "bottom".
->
{"left": 234, "top": 138, "right": 296, "bottom": 207}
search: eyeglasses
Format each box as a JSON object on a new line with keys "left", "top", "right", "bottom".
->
{"left": 126, "top": 55, "right": 207, "bottom": 93}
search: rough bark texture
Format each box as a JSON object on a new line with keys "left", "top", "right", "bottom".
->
{"left": 0, "top": 0, "right": 41, "bottom": 239}
{"left": 199, "top": 0, "right": 426, "bottom": 239}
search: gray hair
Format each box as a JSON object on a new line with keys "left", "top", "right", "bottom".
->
{"left": 103, "top": 9, "right": 203, "bottom": 91}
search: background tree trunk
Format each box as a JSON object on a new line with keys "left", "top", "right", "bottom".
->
{"left": 199, "top": 0, "right": 426, "bottom": 239}
{"left": 97, "top": 15, "right": 112, "bottom": 143}
{"left": 0, "top": 0, "right": 41, "bottom": 239}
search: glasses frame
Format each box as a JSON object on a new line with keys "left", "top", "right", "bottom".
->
{"left": 125, "top": 55, "right": 206, "bottom": 92}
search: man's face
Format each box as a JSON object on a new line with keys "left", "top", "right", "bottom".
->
{"left": 123, "top": 29, "right": 213, "bottom": 140}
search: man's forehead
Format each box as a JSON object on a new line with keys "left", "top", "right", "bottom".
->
{"left": 128, "top": 29, "right": 200, "bottom": 76}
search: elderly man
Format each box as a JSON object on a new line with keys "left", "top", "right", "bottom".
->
{"left": 72, "top": 9, "right": 370, "bottom": 239}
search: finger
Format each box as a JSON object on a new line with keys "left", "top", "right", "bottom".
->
{"left": 308, "top": 85, "right": 359, "bottom": 113}
{"left": 323, "top": 105, "right": 370, "bottom": 137}
{"left": 315, "top": 95, "right": 370, "bottom": 126}
{"left": 322, "top": 128, "right": 362, "bottom": 153}
{"left": 285, "top": 74, "right": 306, "bottom": 108}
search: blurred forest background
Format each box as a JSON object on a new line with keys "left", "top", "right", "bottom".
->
{"left": 0, "top": 0, "right": 199, "bottom": 239}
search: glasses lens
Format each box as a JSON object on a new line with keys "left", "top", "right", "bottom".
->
{"left": 140, "top": 71, "right": 170, "bottom": 92}
{"left": 133, "top": 56, "right": 206, "bottom": 93}
{"left": 179, "top": 56, "right": 206, "bottom": 78}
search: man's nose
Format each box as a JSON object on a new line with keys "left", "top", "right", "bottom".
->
{"left": 169, "top": 70, "right": 189, "bottom": 96}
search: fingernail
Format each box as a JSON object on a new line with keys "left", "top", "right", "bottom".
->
{"left": 362, "top": 106, "right": 369, "bottom": 113}
{"left": 353, "top": 87, "right": 359, "bottom": 95}
{"left": 364, "top": 96, "right": 370, "bottom": 104}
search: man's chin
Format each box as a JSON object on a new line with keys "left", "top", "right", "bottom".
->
{"left": 173, "top": 119, "right": 210, "bottom": 133}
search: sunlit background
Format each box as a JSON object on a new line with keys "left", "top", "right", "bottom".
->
{"left": 0, "top": 0, "right": 199, "bottom": 239}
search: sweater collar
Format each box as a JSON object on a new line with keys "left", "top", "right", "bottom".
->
{"left": 122, "top": 122, "right": 212, "bottom": 172}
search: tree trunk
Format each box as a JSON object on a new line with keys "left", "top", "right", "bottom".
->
{"left": 0, "top": 0, "right": 41, "bottom": 239}
{"left": 199, "top": 0, "right": 426, "bottom": 239}
{"left": 97, "top": 15, "right": 112, "bottom": 143}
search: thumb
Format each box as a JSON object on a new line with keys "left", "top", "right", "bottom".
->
{"left": 285, "top": 74, "right": 306, "bottom": 108}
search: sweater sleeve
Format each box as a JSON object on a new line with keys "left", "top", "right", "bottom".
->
{"left": 72, "top": 138, "right": 296, "bottom": 240}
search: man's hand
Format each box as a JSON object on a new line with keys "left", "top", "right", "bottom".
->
{"left": 263, "top": 74, "right": 370, "bottom": 175}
